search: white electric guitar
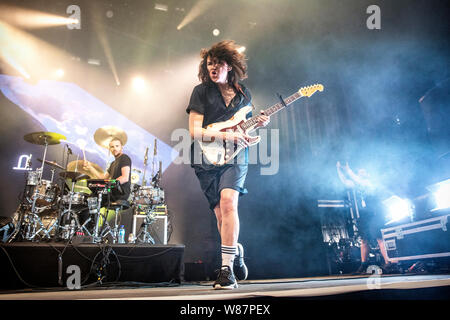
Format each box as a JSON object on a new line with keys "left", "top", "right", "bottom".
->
{"left": 199, "top": 84, "right": 324, "bottom": 166}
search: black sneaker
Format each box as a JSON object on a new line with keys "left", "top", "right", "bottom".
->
{"left": 213, "top": 266, "right": 238, "bottom": 290}
{"left": 353, "top": 262, "right": 369, "bottom": 275}
{"left": 233, "top": 243, "right": 248, "bottom": 280}
{"left": 381, "top": 262, "right": 397, "bottom": 274}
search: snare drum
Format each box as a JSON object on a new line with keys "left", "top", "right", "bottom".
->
{"left": 62, "top": 192, "right": 87, "bottom": 206}
{"left": 151, "top": 188, "right": 164, "bottom": 204}
{"left": 133, "top": 186, "right": 165, "bottom": 205}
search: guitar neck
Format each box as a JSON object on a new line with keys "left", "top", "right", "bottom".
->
{"left": 242, "top": 91, "right": 303, "bottom": 130}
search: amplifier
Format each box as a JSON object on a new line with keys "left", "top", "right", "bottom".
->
{"left": 153, "top": 205, "right": 168, "bottom": 215}
{"left": 381, "top": 214, "right": 450, "bottom": 263}
{"left": 132, "top": 215, "right": 167, "bottom": 244}
{"left": 134, "top": 205, "right": 167, "bottom": 215}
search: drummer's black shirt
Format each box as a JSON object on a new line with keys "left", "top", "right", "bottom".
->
{"left": 107, "top": 154, "right": 131, "bottom": 201}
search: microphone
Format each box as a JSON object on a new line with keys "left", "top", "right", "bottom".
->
{"left": 144, "top": 147, "right": 149, "bottom": 165}
{"left": 27, "top": 154, "right": 33, "bottom": 169}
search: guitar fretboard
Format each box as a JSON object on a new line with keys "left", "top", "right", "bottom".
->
{"left": 241, "top": 91, "right": 302, "bottom": 130}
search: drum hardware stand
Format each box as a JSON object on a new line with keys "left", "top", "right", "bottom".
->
{"left": 32, "top": 134, "right": 50, "bottom": 185}
{"left": 151, "top": 139, "right": 157, "bottom": 186}
{"left": 90, "top": 180, "right": 117, "bottom": 243}
{"left": 56, "top": 151, "right": 80, "bottom": 241}
{"left": 54, "top": 145, "right": 71, "bottom": 240}
{"left": 92, "top": 190, "right": 105, "bottom": 243}
{"left": 7, "top": 160, "right": 34, "bottom": 242}
{"left": 142, "top": 146, "right": 149, "bottom": 186}
{"left": 98, "top": 206, "right": 121, "bottom": 243}
{"left": 134, "top": 205, "right": 156, "bottom": 244}
{"left": 26, "top": 212, "right": 52, "bottom": 241}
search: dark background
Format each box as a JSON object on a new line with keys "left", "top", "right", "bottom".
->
{"left": 0, "top": 0, "right": 449, "bottom": 279}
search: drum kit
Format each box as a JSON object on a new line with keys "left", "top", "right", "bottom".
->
{"left": 8, "top": 127, "right": 166, "bottom": 244}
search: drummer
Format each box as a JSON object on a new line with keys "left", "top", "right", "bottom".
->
{"left": 83, "top": 137, "right": 132, "bottom": 202}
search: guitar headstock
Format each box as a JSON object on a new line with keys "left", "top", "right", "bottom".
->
{"left": 298, "top": 84, "right": 324, "bottom": 97}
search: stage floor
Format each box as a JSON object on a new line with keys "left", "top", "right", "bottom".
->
{"left": 1, "top": 273, "right": 449, "bottom": 300}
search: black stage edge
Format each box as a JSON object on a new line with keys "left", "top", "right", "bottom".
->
{"left": 0, "top": 242, "right": 185, "bottom": 290}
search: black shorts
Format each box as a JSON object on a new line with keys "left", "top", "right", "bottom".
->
{"left": 357, "top": 211, "right": 386, "bottom": 242}
{"left": 193, "top": 164, "right": 248, "bottom": 212}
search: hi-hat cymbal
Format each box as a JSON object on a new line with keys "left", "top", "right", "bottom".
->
{"left": 24, "top": 132, "right": 66, "bottom": 145}
{"left": 37, "top": 158, "right": 65, "bottom": 170}
{"left": 67, "top": 160, "right": 105, "bottom": 178}
{"left": 59, "top": 171, "right": 90, "bottom": 181}
{"left": 94, "top": 126, "right": 127, "bottom": 149}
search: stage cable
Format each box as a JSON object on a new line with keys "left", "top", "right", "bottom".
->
{"left": 0, "top": 245, "right": 39, "bottom": 289}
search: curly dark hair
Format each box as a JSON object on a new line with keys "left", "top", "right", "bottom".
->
{"left": 198, "top": 40, "right": 248, "bottom": 88}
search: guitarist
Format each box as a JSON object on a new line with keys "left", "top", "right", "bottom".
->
{"left": 186, "top": 40, "right": 269, "bottom": 289}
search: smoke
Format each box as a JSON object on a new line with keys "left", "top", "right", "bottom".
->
{"left": 222, "top": 0, "right": 450, "bottom": 277}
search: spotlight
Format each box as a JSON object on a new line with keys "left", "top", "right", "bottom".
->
{"left": 0, "top": 4, "right": 81, "bottom": 29}
{"left": 55, "top": 68, "right": 64, "bottom": 78}
{"left": 237, "top": 46, "right": 246, "bottom": 53}
{"left": 212, "top": 28, "right": 220, "bottom": 36}
{"left": 427, "top": 179, "right": 450, "bottom": 211}
{"left": 69, "top": 18, "right": 79, "bottom": 25}
{"left": 154, "top": 4, "right": 168, "bottom": 12}
{"left": 87, "top": 58, "right": 100, "bottom": 66}
{"left": 0, "top": 51, "right": 30, "bottom": 79}
{"left": 132, "top": 76, "right": 148, "bottom": 93}
{"left": 383, "top": 195, "right": 414, "bottom": 225}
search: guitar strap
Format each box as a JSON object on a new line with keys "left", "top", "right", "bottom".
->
{"left": 234, "top": 83, "right": 255, "bottom": 110}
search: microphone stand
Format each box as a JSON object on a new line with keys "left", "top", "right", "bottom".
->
{"left": 142, "top": 147, "right": 149, "bottom": 187}
{"left": 55, "top": 145, "right": 71, "bottom": 240}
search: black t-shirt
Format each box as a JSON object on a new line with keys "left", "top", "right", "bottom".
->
{"left": 107, "top": 154, "right": 132, "bottom": 201}
{"left": 186, "top": 81, "right": 252, "bottom": 167}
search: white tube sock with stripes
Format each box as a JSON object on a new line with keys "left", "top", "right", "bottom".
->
{"left": 221, "top": 245, "right": 237, "bottom": 270}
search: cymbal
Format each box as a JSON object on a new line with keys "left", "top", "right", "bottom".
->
{"left": 37, "top": 158, "right": 65, "bottom": 170}
{"left": 24, "top": 132, "right": 66, "bottom": 145}
{"left": 59, "top": 171, "right": 90, "bottom": 181}
{"left": 94, "top": 126, "right": 127, "bottom": 149}
{"left": 67, "top": 160, "right": 105, "bottom": 178}
{"left": 131, "top": 173, "right": 140, "bottom": 184}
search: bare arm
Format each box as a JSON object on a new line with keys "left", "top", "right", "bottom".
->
{"left": 83, "top": 161, "right": 108, "bottom": 179}
{"left": 336, "top": 161, "right": 355, "bottom": 188}
{"left": 115, "top": 166, "right": 130, "bottom": 185}
{"left": 344, "top": 163, "right": 372, "bottom": 188}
